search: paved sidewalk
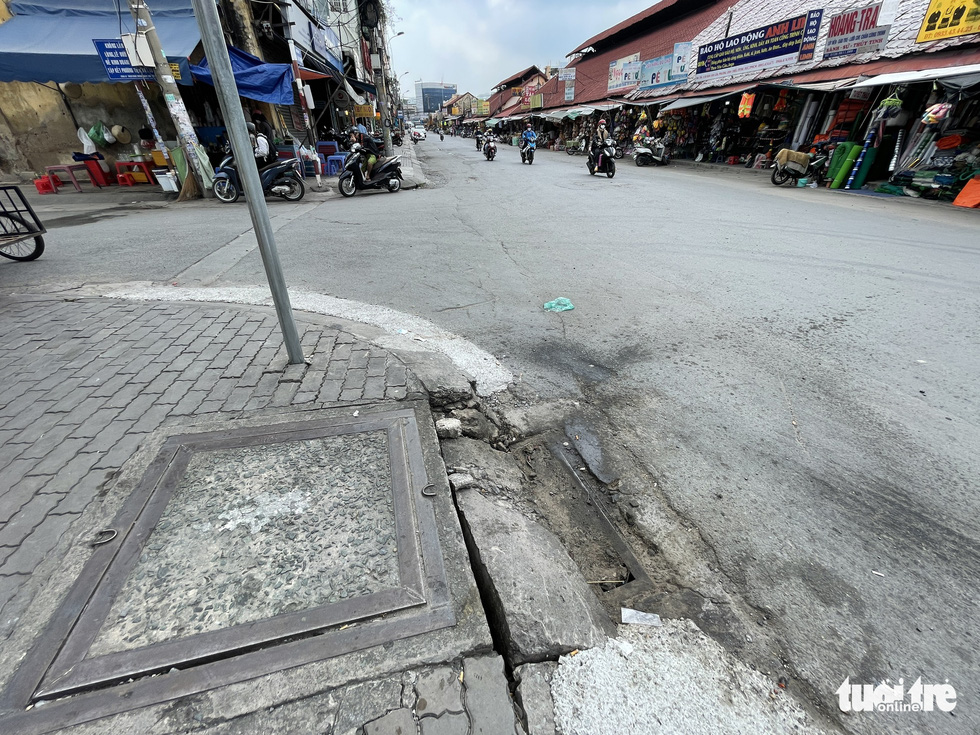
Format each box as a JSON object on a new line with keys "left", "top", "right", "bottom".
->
{"left": 0, "top": 295, "right": 418, "bottom": 625}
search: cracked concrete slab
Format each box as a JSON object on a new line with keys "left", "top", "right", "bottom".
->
{"left": 515, "top": 662, "right": 557, "bottom": 735}
{"left": 415, "top": 665, "right": 464, "bottom": 717}
{"left": 456, "top": 490, "right": 614, "bottom": 666}
{"left": 462, "top": 655, "right": 521, "bottom": 735}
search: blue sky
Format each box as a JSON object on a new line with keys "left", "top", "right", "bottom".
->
{"left": 386, "top": 0, "right": 656, "bottom": 99}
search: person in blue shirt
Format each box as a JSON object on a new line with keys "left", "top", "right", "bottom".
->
{"left": 521, "top": 123, "right": 537, "bottom": 147}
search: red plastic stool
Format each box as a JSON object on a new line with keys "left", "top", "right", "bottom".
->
{"left": 33, "top": 177, "right": 56, "bottom": 194}
{"left": 117, "top": 172, "right": 136, "bottom": 186}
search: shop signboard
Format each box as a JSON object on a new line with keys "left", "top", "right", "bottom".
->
{"left": 823, "top": 3, "right": 890, "bottom": 59}
{"left": 671, "top": 42, "right": 693, "bottom": 77}
{"left": 93, "top": 39, "right": 153, "bottom": 81}
{"left": 354, "top": 104, "right": 374, "bottom": 117}
{"left": 695, "top": 10, "right": 824, "bottom": 80}
{"left": 797, "top": 10, "right": 823, "bottom": 61}
{"left": 558, "top": 67, "right": 576, "bottom": 81}
{"left": 916, "top": 0, "right": 980, "bottom": 42}
{"left": 519, "top": 83, "right": 539, "bottom": 110}
{"left": 607, "top": 53, "right": 640, "bottom": 92}
{"left": 479, "top": 99, "right": 490, "bottom": 115}
{"left": 638, "top": 53, "right": 674, "bottom": 89}
{"left": 565, "top": 80, "right": 575, "bottom": 102}
{"left": 512, "top": 86, "right": 523, "bottom": 97}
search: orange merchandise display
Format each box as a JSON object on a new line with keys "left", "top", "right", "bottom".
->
{"left": 952, "top": 177, "right": 980, "bottom": 208}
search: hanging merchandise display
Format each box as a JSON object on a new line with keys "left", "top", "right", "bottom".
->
{"left": 738, "top": 93, "right": 756, "bottom": 118}
{"left": 880, "top": 85, "right": 980, "bottom": 201}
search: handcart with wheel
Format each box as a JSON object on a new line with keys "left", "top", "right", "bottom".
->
{"left": 0, "top": 186, "right": 45, "bottom": 261}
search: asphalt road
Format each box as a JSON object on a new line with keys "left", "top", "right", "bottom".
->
{"left": 3, "top": 137, "right": 978, "bottom": 734}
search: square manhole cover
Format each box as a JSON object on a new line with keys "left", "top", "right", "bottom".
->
{"left": 1, "top": 407, "right": 453, "bottom": 733}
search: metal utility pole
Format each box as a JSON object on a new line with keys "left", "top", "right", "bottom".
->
{"left": 287, "top": 39, "right": 322, "bottom": 189}
{"left": 373, "top": 32, "right": 394, "bottom": 157}
{"left": 125, "top": 0, "right": 207, "bottom": 197}
{"left": 189, "top": 0, "right": 305, "bottom": 365}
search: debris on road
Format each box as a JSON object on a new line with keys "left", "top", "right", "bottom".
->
{"left": 544, "top": 297, "right": 575, "bottom": 312}
{"left": 621, "top": 608, "right": 663, "bottom": 627}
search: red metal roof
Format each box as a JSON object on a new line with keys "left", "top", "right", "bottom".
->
{"left": 570, "top": 0, "right": 690, "bottom": 55}
{"left": 493, "top": 65, "right": 545, "bottom": 90}
{"left": 538, "top": 0, "right": 727, "bottom": 110}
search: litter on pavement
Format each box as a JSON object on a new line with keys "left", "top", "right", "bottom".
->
{"left": 544, "top": 297, "right": 574, "bottom": 312}
{"left": 621, "top": 608, "right": 663, "bottom": 627}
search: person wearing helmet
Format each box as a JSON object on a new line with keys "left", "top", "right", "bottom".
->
{"left": 521, "top": 122, "right": 537, "bottom": 148}
{"left": 589, "top": 117, "right": 611, "bottom": 170}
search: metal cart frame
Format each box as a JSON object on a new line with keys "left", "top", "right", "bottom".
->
{"left": 0, "top": 186, "right": 46, "bottom": 262}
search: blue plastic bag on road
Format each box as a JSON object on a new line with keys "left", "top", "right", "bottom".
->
{"left": 543, "top": 298, "right": 574, "bottom": 312}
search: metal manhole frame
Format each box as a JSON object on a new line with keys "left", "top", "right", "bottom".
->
{"left": 0, "top": 407, "right": 454, "bottom": 735}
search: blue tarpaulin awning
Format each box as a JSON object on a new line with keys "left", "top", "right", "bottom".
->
{"left": 190, "top": 46, "right": 294, "bottom": 105}
{"left": 0, "top": 0, "right": 199, "bottom": 84}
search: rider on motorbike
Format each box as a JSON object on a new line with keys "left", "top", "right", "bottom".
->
{"left": 351, "top": 128, "right": 382, "bottom": 179}
{"left": 475, "top": 128, "right": 484, "bottom": 150}
{"left": 521, "top": 123, "right": 537, "bottom": 149}
{"left": 589, "top": 118, "right": 611, "bottom": 169}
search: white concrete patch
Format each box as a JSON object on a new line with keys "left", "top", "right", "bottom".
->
{"left": 551, "top": 619, "right": 829, "bottom": 735}
{"left": 219, "top": 490, "right": 310, "bottom": 534}
{"left": 100, "top": 284, "right": 512, "bottom": 396}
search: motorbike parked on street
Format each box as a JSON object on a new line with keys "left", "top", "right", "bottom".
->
{"left": 588, "top": 138, "right": 617, "bottom": 178}
{"left": 520, "top": 137, "right": 536, "bottom": 164}
{"left": 337, "top": 143, "right": 403, "bottom": 197}
{"left": 633, "top": 136, "right": 670, "bottom": 167}
{"left": 770, "top": 146, "right": 829, "bottom": 187}
{"left": 483, "top": 134, "right": 497, "bottom": 161}
{"left": 213, "top": 153, "right": 305, "bottom": 203}
{"left": 392, "top": 131, "right": 403, "bottom": 147}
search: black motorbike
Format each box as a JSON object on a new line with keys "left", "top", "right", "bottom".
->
{"left": 587, "top": 138, "right": 617, "bottom": 178}
{"left": 337, "top": 143, "right": 403, "bottom": 197}
{"left": 213, "top": 153, "right": 305, "bottom": 203}
{"left": 392, "top": 131, "right": 403, "bottom": 147}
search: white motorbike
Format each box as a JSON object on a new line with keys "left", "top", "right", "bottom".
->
{"left": 633, "top": 136, "right": 670, "bottom": 167}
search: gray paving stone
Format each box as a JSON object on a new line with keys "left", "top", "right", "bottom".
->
{"left": 367, "top": 356, "right": 388, "bottom": 378}
{"left": 363, "top": 708, "right": 417, "bottom": 735}
{"left": 0, "top": 491, "right": 62, "bottom": 548}
{"left": 0, "top": 574, "right": 28, "bottom": 618}
{"left": 514, "top": 662, "right": 558, "bottom": 735}
{"left": 1, "top": 511, "right": 79, "bottom": 576}
{"left": 364, "top": 376, "right": 387, "bottom": 400}
{"left": 420, "top": 712, "right": 469, "bottom": 735}
{"left": 29, "top": 437, "right": 90, "bottom": 476}
{"left": 339, "top": 388, "right": 363, "bottom": 402}
{"left": 416, "top": 665, "right": 464, "bottom": 717}
{"left": 463, "top": 655, "right": 520, "bottom": 735}
{"left": 317, "top": 379, "right": 344, "bottom": 403}
{"left": 86, "top": 418, "right": 138, "bottom": 454}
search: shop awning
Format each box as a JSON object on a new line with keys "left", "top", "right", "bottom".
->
{"left": 347, "top": 77, "right": 378, "bottom": 96}
{"left": 852, "top": 63, "right": 980, "bottom": 88}
{"left": 0, "top": 0, "right": 199, "bottom": 84}
{"left": 660, "top": 87, "right": 754, "bottom": 111}
{"left": 190, "top": 46, "right": 294, "bottom": 105}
